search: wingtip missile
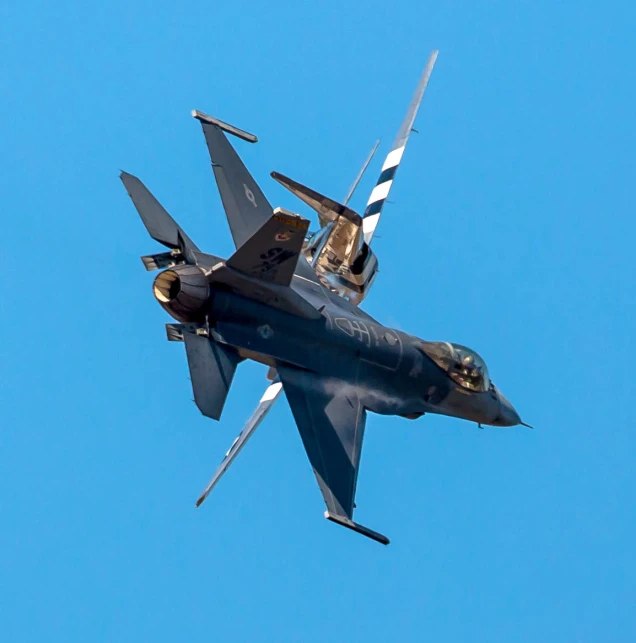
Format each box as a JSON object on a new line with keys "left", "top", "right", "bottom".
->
{"left": 325, "top": 512, "right": 390, "bottom": 546}
{"left": 191, "top": 109, "right": 258, "bottom": 143}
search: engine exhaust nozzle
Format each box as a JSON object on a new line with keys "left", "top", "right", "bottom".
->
{"left": 152, "top": 265, "right": 210, "bottom": 322}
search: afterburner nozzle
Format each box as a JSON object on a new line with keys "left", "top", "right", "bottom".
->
{"left": 152, "top": 265, "right": 210, "bottom": 322}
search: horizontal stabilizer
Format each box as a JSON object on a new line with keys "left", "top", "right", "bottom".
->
{"left": 271, "top": 171, "right": 362, "bottom": 228}
{"left": 226, "top": 208, "right": 310, "bottom": 286}
{"left": 120, "top": 171, "right": 200, "bottom": 252}
{"left": 183, "top": 332, "right": 242, "bottom": 420}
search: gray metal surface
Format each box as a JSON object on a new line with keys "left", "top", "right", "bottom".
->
{"left": 183, "top": 332, "right": 241, "bottom": 420}
{"left": 277, "top": 364, "right": 366, "bottom": 519}
{"left": 196, "top": 117, "right": 274, "bottom": 249}
{"left": 120, "top": 171, "right": 199, "bottom": 252}
{"left": 226, "top": 208, "right": 309, "bottom": 286}
{"left": 192, "top": 109, "right": 258, "bottom": 143}
{"left": 195, "top": 116, "right": 320, "bottom": 285}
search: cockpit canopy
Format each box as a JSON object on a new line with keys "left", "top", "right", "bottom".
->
{"left": 419, "top": 341, "right": 490, "bottom": 392}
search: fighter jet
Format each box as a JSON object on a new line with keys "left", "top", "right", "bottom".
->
{"left": 191, "top": 51, "right": 442, "bottom": 507}
{"left": 120, "top": 69, "right": 527, "bottom": 546}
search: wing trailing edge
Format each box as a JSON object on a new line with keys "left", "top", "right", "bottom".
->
{"left": 277, "top": 363, "right": 389, "bottom": 545}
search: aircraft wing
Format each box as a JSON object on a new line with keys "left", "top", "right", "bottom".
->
{"left": 193, "top": 110, "right": 272, "bottom": 250}
{"left": 195, "top": 380, "right": 284, "bottom": 508}
{"left": 362, "top": 50, "right": 438, "bottom": 244}
{"left": 193, "top": 110, "right": 320, "bottom": 285}
{"left": 277, "top": 363, "right": 389, "bottom": 545}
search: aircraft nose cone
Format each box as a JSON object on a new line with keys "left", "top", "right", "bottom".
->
{"left": 493, "top": 391, "right": 521, "bottom": 427}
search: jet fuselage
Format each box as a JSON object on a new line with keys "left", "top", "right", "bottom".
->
{"left": 203, "top": 286, "right": 514, "bottom": 427}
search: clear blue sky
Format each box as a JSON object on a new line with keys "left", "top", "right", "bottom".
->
{"left": 1, "top": 1, "right": 634, "bottom": 641}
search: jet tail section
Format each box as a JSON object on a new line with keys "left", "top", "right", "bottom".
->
{"left": 207, "top": 207, "right": 321, "bottom": 319}
{"left": 194, "top": 111, "right": 321, "bottom": 285}
{"left": 226, "top": 207, "right": 310, "bottom": 286}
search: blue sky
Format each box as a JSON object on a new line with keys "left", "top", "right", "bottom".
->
{"left": 1, "top": 1, "right": 635, "bottom": 640}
